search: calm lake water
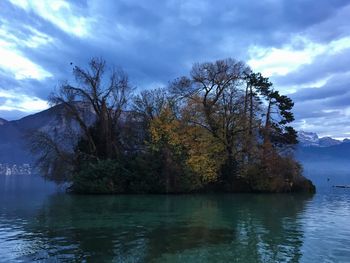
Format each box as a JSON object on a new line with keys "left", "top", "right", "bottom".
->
{"left": 1, "top": 175, "right": 350, "bottom": 262}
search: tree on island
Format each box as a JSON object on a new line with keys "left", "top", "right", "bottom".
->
{"left": 29, "top": 57, "right": 315, "bottom": 194}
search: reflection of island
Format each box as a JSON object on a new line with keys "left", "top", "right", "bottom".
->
{"left": 17, "top": 194, "right": 313, "bottom": 262}
{"left": 0, "top": 163, "right": 32, "bottom": 175}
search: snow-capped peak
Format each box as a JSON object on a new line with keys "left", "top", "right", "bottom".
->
{"left": 298, "top": 131, "right": 319, "bottom": 146}
{"left": 298, "top": 131, "right": 345, "bottom": 147}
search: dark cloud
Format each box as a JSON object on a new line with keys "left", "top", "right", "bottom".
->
{"left": 289, "top": 71, "right": 350, "bottom": 136}
{"left": 0, "top": 0, "right": 350, "bottom": 136}
{"left": 325, "top": 92, "right": 350, "bottom": 107}
{"left": 274, "top": 48, "right": 350, "bottom": 86}
{"left": 304, "top": 3, "right": 350, "bottom": 43}
{"left": 290, "top": 74, "right": 350, "bottom": 102}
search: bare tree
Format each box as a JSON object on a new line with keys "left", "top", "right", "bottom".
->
{"left": 132, "top": 88, "right": 168, "bottom": 123}
{"left": 29, "top": 58, "right": 133, "bottom": 182}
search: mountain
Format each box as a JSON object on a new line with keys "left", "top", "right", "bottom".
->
{"left": 296, "top": 131, "right": 350, "bottom": 187}
{"left": 0, "top": 118, "right": 7, "bottom": 126}
{"left": 318, "top": 137, "right": 342, "bottom": 147}
{"left": 297, "top": 131, "right": 319, "bottom": 146}
{"left": 0, "top": 103, "right": 98, "bottom": 164}
{"left": 298, "top": 131, "right": 344, "bottom": 147}
{"left": 343, "top": 138, "right": 350, "bottom": 144}
{"left": 297, "top": 131, "right": 350, "bottom": 165}
{"left": 297, "top": 142, "right": 350, "bottom": 161}
{"left": 0, "top": 105, "right": 70, "bottom": 164}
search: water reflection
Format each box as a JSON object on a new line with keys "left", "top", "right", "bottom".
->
{"left": 7, "top": 194, "right": 312, "bottom": 262}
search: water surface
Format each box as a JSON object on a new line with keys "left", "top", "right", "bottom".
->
{"left": 1, "top": 175, "right": 350, "bottom": 262}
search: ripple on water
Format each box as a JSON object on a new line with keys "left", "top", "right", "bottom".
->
{"left": 1, "top": 190, "right": 350, "bottom": 262}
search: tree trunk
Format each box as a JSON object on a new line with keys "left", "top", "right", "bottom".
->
{"left": 248, "top": 84, "right": 254, "bottom": 163}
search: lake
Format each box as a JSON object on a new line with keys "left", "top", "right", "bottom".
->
{"left": 1, "top": 175, "right": 350, "bottom": 262}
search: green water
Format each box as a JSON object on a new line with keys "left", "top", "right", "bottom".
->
{"left": 1, "top": 175, "right": 350, "bottom": 262}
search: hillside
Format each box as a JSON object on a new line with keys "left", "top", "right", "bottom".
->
{"left": 296, "top": 142, "right": 350, "bottom": 161}
{"left": 0, "top": 105, "right": 67, "bottom": 163}
{"left": 0, "top": 118, "right": 7, "bottom": 125}
{"left": 296, "top": 136, "right": 350, "bottom": 187}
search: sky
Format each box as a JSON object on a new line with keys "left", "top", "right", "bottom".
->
{"left": 0, "top": 0, "right": 350, "bottom": 138}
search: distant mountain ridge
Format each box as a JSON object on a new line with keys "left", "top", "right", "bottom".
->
{"left": 0, "top": 105, "right": 71, "bottom": 164}
{"left": 296, "top": 131, "right": 350, "bottom": 185}
{"left": 296, "top": 132, "right": 350, "bottom": 187}
{"left": 297, "top": 131, "right": 349, "bottom": 147}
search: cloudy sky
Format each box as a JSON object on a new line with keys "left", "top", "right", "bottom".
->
{"left": 1, "top": 0, "right": 350, "bottom": 138}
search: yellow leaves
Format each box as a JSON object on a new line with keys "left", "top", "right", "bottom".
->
{"left": 183, "top": 126, "right": 224, "bottom": 183}
{"left": 149, "top": 105, "right": 224, "bottom": 183}
{"left": 186, "top": 154, "right": 217, "bottom": 183}
{"left": 149, "top": 106, "right": 182, "bottom": 149}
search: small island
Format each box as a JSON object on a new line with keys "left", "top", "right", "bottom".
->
{"left": 29, "top": 58, "right": 315, "bottom": 194}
